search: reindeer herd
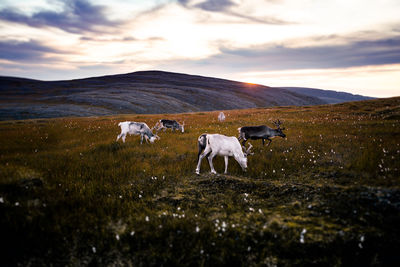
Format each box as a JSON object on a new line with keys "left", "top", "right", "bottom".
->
{"left": 116, "top": 112, "right": 286, "bottom": 175}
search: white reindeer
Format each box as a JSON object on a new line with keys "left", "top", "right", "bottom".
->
{"left": 218, "top": 112, "right": 226, "bottom": 122}
{"left": 195, "top": 134, "right": 253, "bottom": 175}
{"left": 116, "top": 121, "right": 159, "bottom": 144}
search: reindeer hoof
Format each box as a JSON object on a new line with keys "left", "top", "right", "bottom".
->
{"left": 211, "top": 171, "right": 217, "bottom": 174}
{"left": 195, "top": 170, "right": 200, "bottom": 175}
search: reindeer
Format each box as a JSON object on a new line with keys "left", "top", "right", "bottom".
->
{"left": 238, "top": 120, "right": 286, "bottom": 146}
{"left": 116, "top": 121, "right": 160, "bottom": 144}
{"left": 153, "top": 119, "right": 184, "bottom": 133}
{"left": 196, "top": 134, "right": 253, "bottom": 175}
{"left": 218, "top": 112, "right": 226, "bottom": 122}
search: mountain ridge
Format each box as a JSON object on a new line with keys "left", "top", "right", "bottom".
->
{"left": 275, "top": 86, "right": 374, "bottom": 104}
{"left": 0, "top": 70, "right": 372, "bottom": 120}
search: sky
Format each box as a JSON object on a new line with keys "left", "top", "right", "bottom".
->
{"left": 0, "top": 0, "right": 399, "bottom": 97}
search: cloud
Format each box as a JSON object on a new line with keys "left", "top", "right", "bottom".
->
{"left": 0, "top": 0, "right": 122, "bottom": 34}
{"left": 209, "top": 36, "right": 400, "bottom": 71}
{"left": 79, "top": 36, "right": 138, "bottom": 42}
{"left": 153, "top": 35, "right": 400, "bottom": 78}
{"left": 0, "top": 60, "right": 119, "bottom": 81}
{"left": 78, "top": 36, "right": 165, "bottom": 43}
{"left": 193, "top": 0, "right": 236, "bottom": 12}
{"left": 178, "top": 0, "right": 290, "bottom": 24}
{"left": 0, "top": 40, "right": 61, "bottom": 61}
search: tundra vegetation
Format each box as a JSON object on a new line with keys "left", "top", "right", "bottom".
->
{"left": 0, "top": 97, "right": 399, "bottom": 266}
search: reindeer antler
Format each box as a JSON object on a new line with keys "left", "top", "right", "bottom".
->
{"left": 244, "top": 142, "right": 254, "bottom": 156}
{"left": 152, "top": 121, "right": 160, "bottom": 131}
{"left": 273, "top": 119, "right": 284, "bottom": 129}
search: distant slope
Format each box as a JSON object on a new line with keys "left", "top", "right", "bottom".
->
{"left": 0, "top": 70, "right": 370, "bottom": 120}
{"left": 0, "top": 71, "right": 326, "bottom": 120}
{"left": 275, "top": 87, "right": 374, "bottom": 104}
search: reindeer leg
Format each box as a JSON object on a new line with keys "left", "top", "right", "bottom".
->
{"left": 208, "top": 152, "right": 217, "bottom": 174}
{"left": 197, "top": 146, "right": 203, "bottom": 161}
{"left": 262, "top": 138, "right": 265, "bottom": 146}
{"left": 196, "top": 146, "right": 211, "bottom": 175}
{"left": 224, "top": 156, "right": 229, "bottom": 174}
{"left": 267, "top": 138, "right": 272, "bottom": 146}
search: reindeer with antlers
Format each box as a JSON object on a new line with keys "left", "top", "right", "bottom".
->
{"left": 238, "top": 120, "right": 286, "bottom": 146}
{"left": 196, "top": 134, "right": 253, "bottom": 175}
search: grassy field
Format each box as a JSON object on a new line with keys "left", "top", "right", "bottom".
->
{"left": 0, "top": 97, "right": 399, "bottom": 266}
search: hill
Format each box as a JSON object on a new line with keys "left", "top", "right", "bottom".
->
{"left": 276, "top": 86, "right": 374, "bottom": 104}
{"left": 0, "top": 70, "right": 366, "bottom": 120}
{"left": 0, "top": 97, "right": 399, "bottom": 265}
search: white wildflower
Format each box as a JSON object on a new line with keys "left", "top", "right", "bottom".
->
{"left": 300, "top": 229, "right": 307, "bottom": 243}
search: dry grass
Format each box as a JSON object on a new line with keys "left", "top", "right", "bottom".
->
{"left": 0, "top": 97, "right": 399, "bottom": 266}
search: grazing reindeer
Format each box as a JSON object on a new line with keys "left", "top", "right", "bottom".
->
{"left": 196, "top": 134, "right": 253, "bottom": 175}
{"left": 238, "top": 120, "right": 286, "bottom": 146}
{"left": 153, "top": 119, "right": 184, "bottom": 133}
{"left": 116, "top": 121, "right": 160, "bottom": 144}
{"left": 218, "top": 112, "right": 226, "bottom": 122}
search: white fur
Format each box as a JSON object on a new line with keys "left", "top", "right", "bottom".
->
{"left": 195, "top": 134, "right": 248, "bottom": 175}
{"left": 218, "top": 112, "right": 226, "bottom": 122}
{"left": 116, "top": 121, "right": 158, "bottom": 144}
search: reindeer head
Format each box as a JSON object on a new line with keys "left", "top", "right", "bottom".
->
{"left": 149, "top": 134, "right": 160, "bottom": 143}
{"left": 237, "top": 143, "right": 253, "bottom": 171}
{"left": 273, "top": 119, "right": 286, "bottom": 138}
